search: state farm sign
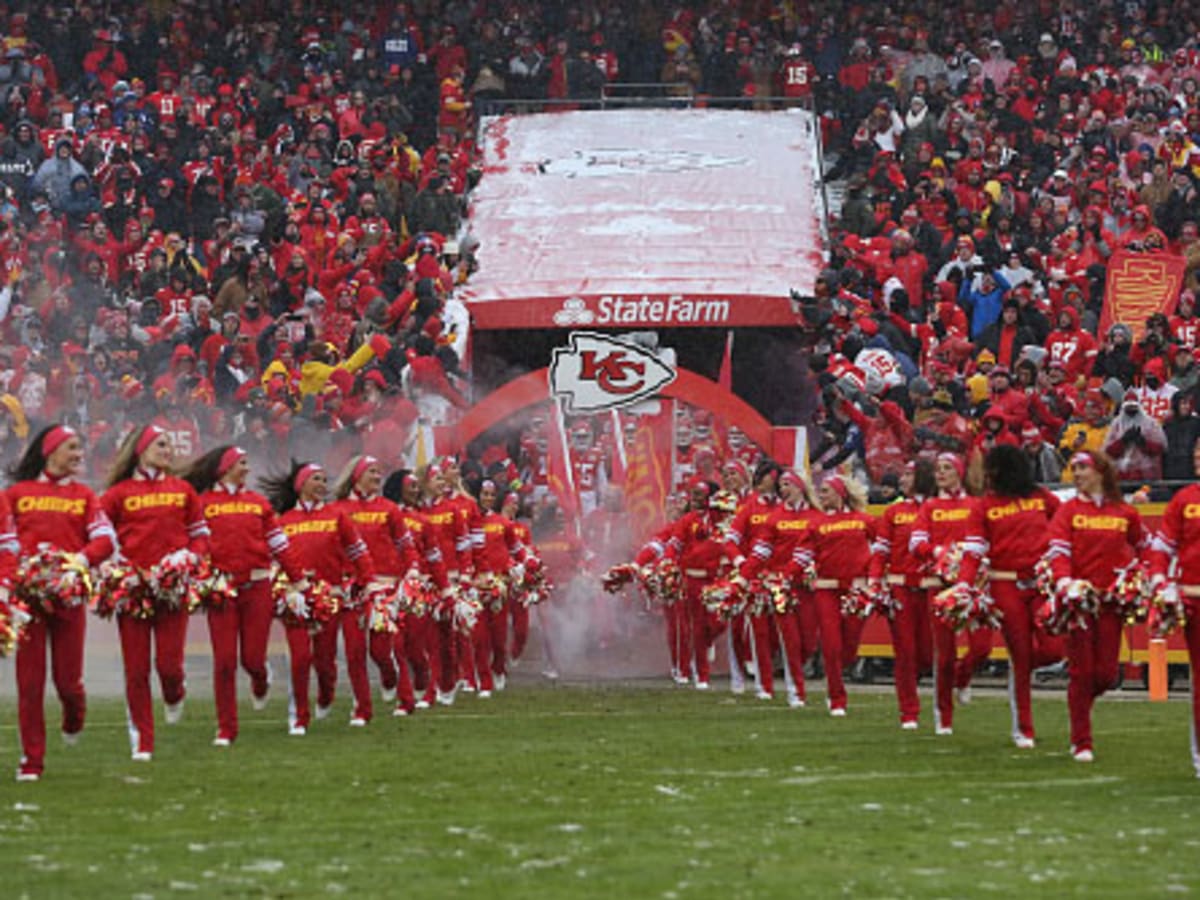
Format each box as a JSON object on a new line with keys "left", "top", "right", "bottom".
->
{"left": 552, "top": 295, "right": 731, "bottom": 327}
{"left": 550, "top": 332, "right": 676, "bottom": 414}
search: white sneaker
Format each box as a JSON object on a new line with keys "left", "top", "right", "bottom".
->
{"left": 1014, "top": 735, "right": 1036, "bottom": 750}
{"left": 672, "top": 673, "right": 689, "bottom": 685}
{"left": 935, "top": 726, "right": 953, "bottom": 736}
{"left": 1073, "top": 748, "right": 1094, "bottom": 763}
{"left": 131, "top": 751, "right": 152, "bottom": 762}
{"left": 289, "top": 725, "right": 307, "bottom": 736}
{"left": 349, "top": 717, "right": 367, "bottom": 727}
{"left": 61, "top": 731, "right": 80, "bottom": 747}
{"left": 744, "top": 661, "right": 757, "bottom": 677}
{"left": 415, "top": 699, "right": 431, "bottom": 710}
{"left": 730, "top": 681, "right": 746, "bottom": 695}
{"left": 830, "top": 707, "right": 847, "bottom": 718}
{"left": 15, "top": 771, "right": 39, "bottom": 782}
{"left": 212, "top": 737, "right": 231, "bottom": 748}
{"left": 478, "top": 690, "right": 493, "bottom": 699}
{"left": 380, "top": 686, "right": 397, "bottom": 703}
{"left": 315, "top": 704, "right": 332, "bottom": 721}
{"left": 459, "top": 680, "right": 476, "bottom": 694}
{"left": 788, "top": 697, "right": 807, "bottom": 709}
{"left": 695, "top": 681, "right": 711, "bottom": 691}
{"left": 901, "top": 720, "right": 919, "bottom": 731}
{"left": 164, "top": 699, "right": 184, "bottom": 725}
{"left": 392, "top": 707, "right": 409, "bottom": 717}
{"left": 251, "top": 688, "right": 270, "bottom": 712}
{"left": 494, "top": 674, "right": 507, "bottom": 692}
{"left": 436, "top": 689, "right": 456, "bottom": 706}
{"left": 542, "top": 668, "right": 560, "bottom": 681}
{"left": 755, "top": 690, "right": 774, "bottom": 701}
{"left": 956, "top": 687, "right": 972, "bottom": 705}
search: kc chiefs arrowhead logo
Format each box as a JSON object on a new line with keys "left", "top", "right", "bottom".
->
{"left": 550, "top": 332, "right": 676, "bottom": 414}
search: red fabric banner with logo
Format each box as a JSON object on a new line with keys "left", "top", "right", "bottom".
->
{"left": 622, "top": 408, "right": 673, "bottom": 545}
{"left": 1099, "top": 250, "right": 1186, "bottom": 341}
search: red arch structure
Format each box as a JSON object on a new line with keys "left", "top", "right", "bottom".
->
{"left": 452, "top": 367, "right": 775, "bottom": 450}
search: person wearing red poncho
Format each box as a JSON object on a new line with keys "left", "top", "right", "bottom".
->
{"left": 263, "top": 461, "right": 373, "bottom": 734}
{"left": 334, "top": 455, "right": 422, "bottom": 718}
{"left": 470, "top": 479, "right": 531, "bottom": 697}
{"left": 737, "top": 469, "right": 820, "bottom": 708}
{"left": 868, "top": 459, "right": 936, "bottom": 730}
{"left": 424, "top": 462, "right": 472, "bottom": 703}
{"left": 909, "top": 453, "right": 991, "bottom": 735}
{"left": 959, "top": 446, "right": 1063, "bottom": 750}
{"left": 795, "top": 474, "right": 874, "bottom": 717}
{"left": 183, "top": 445, "right": 301, "bottom": 747}
{"left": 8, "top": 424, "right": 115, "bottom": 781}
{"left": 100, "top": 425, "right": 209, "bottom": 762}
{"left": 1044, "top": 451, "right": 1144, "bottom": 763}
{"left": 1147, "top": 442, "right": 1200, "bottom": 778}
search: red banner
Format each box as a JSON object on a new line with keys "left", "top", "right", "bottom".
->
{"left": 623, "top": 409, "right": 673, "bottom": 545}
{"left": 1099, "top": 250, "right": 1186, "bottom": 341}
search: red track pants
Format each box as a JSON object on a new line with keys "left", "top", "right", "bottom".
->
{"left": 118, "top": 607, "right": 188, "bottom": 754}
{"left": 954, "top": 626, "right": 997, "bottom": 689}
{"left": 284, "top": 622, "right": 314, "bottom": 729}
{"left": 510, "top": 602, "right": 530, "bottom": 661}
{"left": 664, "top": 602, "right": 685, "bottom": 676}
{"left": 812, "top": 589, "right": 864, "bottom": 711}
{"left": 1184, "top": 601, "right": 1200, "bottom": 776}
{"left": 16, "top": 606, "right": 87, "bottom": 777}
{"left": 1065, "top": 608, "right": 1124, "bottom": 753}
{"left": 888, "top": 587, "right": 932, "bottom": 725}
{"left": 683, "top": 578, "right": 713, "bottom": 684}
{"left": 206, "top": 580, "right": 273, "bottom": 742}
{"left": 991, "top": 582, "right": 1064, "bottom": 742}
{"left": 311, "top": 608, "right": 372, "bottom": 721}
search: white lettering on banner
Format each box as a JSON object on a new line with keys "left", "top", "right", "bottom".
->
{"left": 550, "top": 332, "right": 676, "bottom": 414}
{"left": 589, "top": 295, "right": 731, "bottom": 325}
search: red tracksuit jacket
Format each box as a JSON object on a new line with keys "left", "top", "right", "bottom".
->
{"left": 1148, "top": 484, "right": 1200, "bottom": 583}
{"left": 279, "top": 501, "right": 373, "bottom": 586}
{"left": 807, "top": 510, "right": 876, "bottom": 583}
{"left": 335, "top": 493, "right": 419, "bottom": 578}
{"left": 0, "top": 490, "right": 19, "bottom": 580}
{"left": 742, "top": 502, "right": 820, "bottom": 580}
{"left": 397, "top": 504, "right": 448, "bottom": 589}
{"left": 1045, "top": 495, "right": 1143, "bottom": 590}
{"left": 909, "top": 492, "right": 975, "bottom": 561}
{"left": 8, "top": 475, "right": 115, "bottom": 566}
{"left": 868, "top": 496, "right": 924, "bottom": 585}
{"left": 473, "top": 511, "right": 527, "bottom": 574}
{"left": 959, "top": 489, "right": 1060, "bottom": 583}
{"left": 199, "top": 484, "right": 300, "bottom": 583}
{"left": 426, "top": 496, "right": 473, "bottom": 574}
{"left": 101, "top": 471, "right": 209, "bottom": 569}
{"left": 723, "top": 492, "right": 778, "bottom": 560}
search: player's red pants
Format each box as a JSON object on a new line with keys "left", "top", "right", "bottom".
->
{"left": 16, "top": 605, "right": 87, "bottom": 777}
{"left": 888, "top": 587, "right": 931, "bottom": 725}
{"left": 311, "top": 608, "right": 372, "bottom": 721}
{"left": 206, "top": 580, "right": 273, "bottom": 742}
{"left": 1066, "top": 608, "right": 1123, "bottom": 753}
{"left": 991, "top": 581, "right": 1064, "bottom": 742}
{"left": 813, "top": 588, "right": 865, "bottom": 710}
{"left": 118, "top": 607, "right": 188, "bottom": 754}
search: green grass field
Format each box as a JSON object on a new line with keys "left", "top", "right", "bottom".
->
{"left": 1, "top": 682, "right": 1198, "bottom": 899}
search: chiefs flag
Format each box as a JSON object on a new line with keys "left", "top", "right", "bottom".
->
{"left": 623, "top": 408, "right": 673, "bottom": 545}
{"left": 1099, "top": 251, "right": 1186, "bottom": 341}
{"left": 545, "top": 399, "right": 581, "bottom": 535}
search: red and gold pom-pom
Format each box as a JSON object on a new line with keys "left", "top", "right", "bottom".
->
{"left": 839, "top": 585, "right": 875, "bottom": 619}
{"left": 701, "top": 578, "right": 746, "bottom": 621}
{"left": 1146, "top": 582, "right": 1188, "bottom": 638}
{"left": 758, "top": 571, "right": 795, "bottom": 614}
{"left": 189, "top": 560, "right": 236, "bottom": 612}
{"left": 1038, "top": 579, "right": 1100, "bottom": 635}
{"left": 602, "top": 562, "right": 638, "bottom": 594}
{"left": 15, "top": 547, "right": 93, "bottom": 618}
{"left": 865, "top": 580, "right": 901, "bottom": 620}
{"left": 1105, "top": 564, "right": 1149, "bottom": 625}
{"left": 364, "top": 581, "right": 401, "bottom": 633}
{"left": 0, "top": 594, "right": 32, "bottom": 657}
{"left": 475, "top": 572, "right": 509, "bottom": 612}
{"left": 92, "top": 560, "right": 143, "bottom": 620}
{"left": 931, "top": 584, "right": 1000, "bottom": 632}
{"left": 521, "top": 563, "right": 551, "bottom": 607}
{"left": 639, "top": 558, "right": 683, "bottom": 605}
{"left": 274, "top": 573, "right": 341, "bottom": 632}
{"left": 452, "top": 590, "right": 482, "bottom": 636}
{"left": 399, "top": 571, "right": 437, "bottom": 617}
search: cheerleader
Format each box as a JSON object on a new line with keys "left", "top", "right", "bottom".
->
{"left": 635, "top": 492, "right": 690, "bottom": 683}
{"left": 1043, "top": 451, "right": 1144, "bottom": 763}
{"left": 721, "top": 461, "right": 781, "bottom": 696}
{"left": 501, "top": 491, "right": 535, "bottom": 664}
{"left": 182, "top": 445, "right": 301, "bottom": 746}
{"left": 262, "top": 461, "right": 374, "bottom": 734}
{"left": 425, "top": 463, "right": 473, "bottom": 704}
{"left": 334, "top": 455, "right": 422, "bottom": 716}
{"left": 470, "top": 479, "right": 530, "bottom": 696}
{"left": 802, "top": 474, "right": 875, "bottom": 716}
{"left": 868, "top": 459, "right": 936, "bottom": 730}
{"left": 1147, "top": 441, "right": 1200, "bottom": 777}
{"left": 959, "top": 446, "right": 1063, "bottom": 749}
{"left": 8, "top": 425, "right": 115, "bottom": 781}
{"left": 100, "top": 425, "right": 209, "bottom": 761}
{"left": 737, "top": 469, "right": 819, "bottom": 707}
{"left": 384, "top": 469, "right": 448, "bottom": 711}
